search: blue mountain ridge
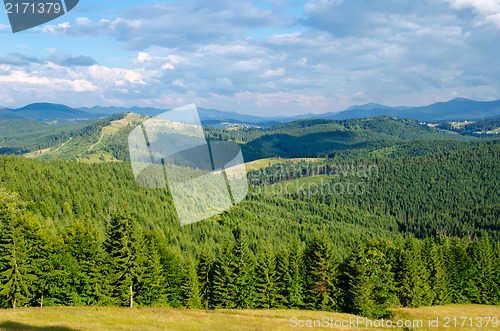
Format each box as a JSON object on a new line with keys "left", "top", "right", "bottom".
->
{"left": 1, "top": 98, "right": 500, "bottom": 124}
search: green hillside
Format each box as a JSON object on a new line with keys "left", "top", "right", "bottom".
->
{"left": 0, "top": 116, "right": 499, "bottom": 318}
{"left": 240, "top": 117, "right": 475, "bottom": 161}
{"left": 0, "top": 114, "right": 482, "bottom": 163}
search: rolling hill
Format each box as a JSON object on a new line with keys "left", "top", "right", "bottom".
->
{"left": 0, "top": 103, "right": 103, "bottom": 123}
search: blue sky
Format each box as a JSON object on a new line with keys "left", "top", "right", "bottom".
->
{"left": 1, "top": 0, "right": 500, "bottom": 116}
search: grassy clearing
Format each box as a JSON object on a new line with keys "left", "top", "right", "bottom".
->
{"left": 0, "top": 305, "right": 497, "bottom": 331}
{"left": 393, "top": 304, "right": 500, "bottom": 330}
{"left": 25, "top": 113, "right": 144, "bottom": 162}
{"left": 245, "top": 157, "right": 324, "bottom": 172}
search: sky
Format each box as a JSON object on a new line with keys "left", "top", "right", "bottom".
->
{"left": 0, "top": 0, "right": 500, "bottom": 116}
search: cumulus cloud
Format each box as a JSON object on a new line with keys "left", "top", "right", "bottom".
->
{"left": 445, "top": 0, "right": 500, "bottom": 27}
{"left": 1, "top": 0, "right": 500, "bottom": 115}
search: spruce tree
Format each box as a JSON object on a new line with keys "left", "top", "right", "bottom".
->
{"left": 421, "top": 237, "right": 438, "bottom": 305}
{"left": 181, "top": 256, "right": 202, "bottom": 308}
{"left": 343, "top": 239, "right": 372, "bottom": 316}
{"left": 395, "top": 237, "right": 426, "bottom": 307}
{"left": 212, "top": 241, "right": 235, "bottom": 308}
{"left": 197, "top": 249, "right": 213, "bottom": 309}
{"left": 470, "top": 234, "right": 495, "bottom": 304}
{"left": 423, "top": 237, "right": 450, "bottom": 305}
{"left": 445, "top": 238, "right": 479, "bottom": 303}
{"left": 274, "top": 250, "right": 291, "bottom": 307}
{"left": 230, "top": 238, "right": 256, "bottom": 309}
{"left": 136, "top": 233, "right": 166, "bottom": 307}
{"left": 494, "top": 245, "right": 500, "bottom": 304}
{"left": 158, "top": 244, "right": 183, "bottom": 307}
{"left": 303, "top": 232, "right": 338, "bottom": 311}
{"left": 62, "top": 221, "right": 103, "bottom": 305}
{"left": 254, "top": 251, "right": 279, "bottom": 309}
{"left": 287, "top": 237, "right": 304, "bottom": 308}
{"left": 103, "top": 214, "right": 144, "bottom": 307}
{"left": 0, "top": 190, "right": 33, "bottom": 309}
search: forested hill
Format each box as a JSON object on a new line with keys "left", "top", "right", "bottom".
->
{"left": 210, "top": 116, "right": 474, "bottom": 161}
{"left": 0, "top": 113, "right": 499, "bottom": 315}
{"left": 0, "top": 143, "right": 499, "bottom": 314}
{"left": 0, "top": 139, "right": 499, "bottom": 247}
{"left": 0, "top": 114, "right": 475, "bottom": 163}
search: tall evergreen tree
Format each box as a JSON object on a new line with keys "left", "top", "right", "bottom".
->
{"left": 136, "top": 233, "right": 166, "bottom": 307}
{"left": 469, "top": 234, "right": 495, "bottom": 304}
{"left": 423, "top": 236, "right": 450, "bottom": 305}
{"left": 212, "top": 241, "right": 235, "bottom": 308}
{"left": 0, "top": 189, "right": 33, "bottom": 309}
{"left": 62, "top": 221, "right": 104, "bottom": 305}
{"left": 197, "top": 249, "right": 213, "bottom": 309}
{"left": 287, "top": 237, "right": 305, "bottom": 308}
{"left": 395, "top": 237, "right": 426, "bottom": 307}
{"left": 303, "top": 232, "right": 338, "bottom": 311}
{"left": 230, "top": 238, "right": 256, "bottom": 309}
{"left": 254, "top": 251, "right": 279, "bottom": 309}
{"left": 181, "top": 256, "right": 201, "bottom": 309}
{"left": 274, "top": 250, "right": 291, "bottom": 308}
{"left": 103, "top": 214, "right": 144, "bottom": 307}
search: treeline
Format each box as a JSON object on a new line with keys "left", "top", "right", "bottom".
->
{"left": 437, "top": 117, "right": 500, "bottom": 136}
{"left": 1, "top": 189, "right": 498, "bottom": 317}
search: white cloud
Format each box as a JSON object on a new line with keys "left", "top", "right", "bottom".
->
{"left": 75, "top": 17, "right": 91, "bottom": 25}
{"left": 1, "top": 1, "right": 500, "bottom": 115}
{"left": 42, "top": 22, "right": 71, "bottom": 34}
{"left": 445, "top": 0, "right": 500, "bottom": 27}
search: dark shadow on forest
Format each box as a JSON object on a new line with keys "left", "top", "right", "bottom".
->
{"left": 0, "top": 321, "right": 81, "bottom": 331}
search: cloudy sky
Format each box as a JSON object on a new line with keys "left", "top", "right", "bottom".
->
{"left": 0, "top": 0, "right": 499, "bottom": 116}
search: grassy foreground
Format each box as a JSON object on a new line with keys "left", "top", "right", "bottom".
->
{"left": 0, "top": 305, "right": 499, "bottom": 331}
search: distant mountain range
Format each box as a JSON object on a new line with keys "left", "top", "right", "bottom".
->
{"left": 2, "top": 98, "right": 500, "bottom": 124}
{"left": 0, "top": 103, "right": 101, "bottom": 122}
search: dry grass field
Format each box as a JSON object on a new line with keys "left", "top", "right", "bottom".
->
{"left": 0, "top": 305, "right": 498, "bottom": 331}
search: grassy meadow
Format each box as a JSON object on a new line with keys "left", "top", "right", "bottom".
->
{"left": 0, "top": 305, "right": 498, "bottom": 331}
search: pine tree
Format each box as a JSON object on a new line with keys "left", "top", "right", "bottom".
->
{"left": 62, "top": 221, "right": 103, "bottom": 305}
{"left": 444, "top": 237, "right": 479, "bottom": 303}
{"left": 230, "top": 238, "right": 256, "bottom": 308}
{"left": 0, "top": 189, "right": 33, "bottom": 308}
{"left": 181, "top": 257, "right": 201, "bottom": 308}
{"left": 197, "top": 249, "right": 213, "bottom": 309}
{"left": 395, "top": 237, "right": 426, "bottom": 307}
{"left": 287, "top": 237, "right": 304, "bottom": 308}
{"left": 274, "top": 250, "right": 291, "bottom": 307}
{"left": 136, "top": 233, "right": 166, "bottom": 307}
{"left": 102, "top": 214, "right": 144, "bottom": 307}
{"left": 303, "top": 232, "right": 338, "bottom": 311}
{"left": 254, "top": 251, "right": 279, "bottom": 309}
{"left": 470, "top": 234, "right": 495, "bottom": 304}
{"left": 212, "top": 241, "right": 235, "bottom": 308}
